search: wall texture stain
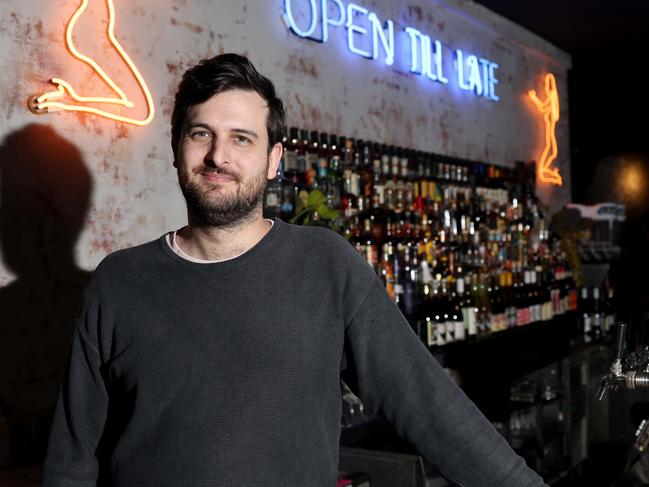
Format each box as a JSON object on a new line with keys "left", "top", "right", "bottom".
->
{"left": 170, "top": 16, "right": 203, "bottom": 34}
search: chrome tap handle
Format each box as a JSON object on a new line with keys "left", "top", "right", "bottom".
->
{"left": 596, "top": 376, "right": 609, "bottom": 401}
{"left": 614, "top": 322, "right": 627, "bottom": 363}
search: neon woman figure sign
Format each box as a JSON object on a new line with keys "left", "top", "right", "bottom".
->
{"left": 29, "top": 0, "right": 155, "bottom": 126}
{"left": 528, "top": 73, "right": 562, "bottom": 186}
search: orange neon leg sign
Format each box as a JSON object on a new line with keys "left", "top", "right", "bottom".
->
{"left": 528, "top": 73, "right": 562, "bottom": 186}
{"left": 29, "top": 0, "right": 154, "bottom": 126}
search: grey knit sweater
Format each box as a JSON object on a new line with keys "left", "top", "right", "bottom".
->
{"left": 42, "top": 218, "right": 547, "bottom": 486}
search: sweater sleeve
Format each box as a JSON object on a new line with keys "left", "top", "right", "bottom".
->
{"left": 42, "top": 284, "right": 109, "bottom": 487}
{"left": 343, "top": 278, "right": 548, "bottom": 487}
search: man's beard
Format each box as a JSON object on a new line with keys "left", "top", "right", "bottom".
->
{"left": 178, "top": 165, "right": 268, "bottom": 229}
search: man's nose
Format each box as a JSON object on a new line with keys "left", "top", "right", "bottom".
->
{"left": 204, "top": 138, "right": 228, "bottom": 168}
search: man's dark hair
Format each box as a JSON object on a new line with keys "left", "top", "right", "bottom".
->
{"left": 171, "top": 53, "right": 285, "bottom": 153}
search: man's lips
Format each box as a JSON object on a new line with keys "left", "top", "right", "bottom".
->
{"left": 201, "top": 172, "right": 236, "bottom": 183}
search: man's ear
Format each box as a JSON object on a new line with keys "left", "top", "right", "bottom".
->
{"left": 267, "top": 142, "right": 283, "bottom": 179}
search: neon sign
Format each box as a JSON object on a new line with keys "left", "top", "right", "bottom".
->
{"left": 405, "top": 27, "right": 447, "bottom": 84}
{"left": 283, "top": 0, "right": 499, "bottom": 101}
{"left": 528, "top": 73, "right": 562, "bottom": 186}
{"left": 29, "top": 0, "right": 155, "bottom": 126}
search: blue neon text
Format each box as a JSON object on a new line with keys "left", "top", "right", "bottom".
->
{"left": 283, "top": 0, "right": 500, "bottom": 101}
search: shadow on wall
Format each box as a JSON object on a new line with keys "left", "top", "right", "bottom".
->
{"left": 0, "top": 124, "right": 93, "bottom": 468}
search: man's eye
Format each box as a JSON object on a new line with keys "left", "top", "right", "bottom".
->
{"left": 190, "top": 130, "right": 211, "bottom": 139}
{"left": 234, "top": 135, "right": 251, "bottom": 145}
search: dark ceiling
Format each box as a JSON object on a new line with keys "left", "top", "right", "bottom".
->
{"left": 474, "top": 0, "right": 649, "bottom": 203}
{"left": 473, "top": 0, "right": 648, "bottom": 55}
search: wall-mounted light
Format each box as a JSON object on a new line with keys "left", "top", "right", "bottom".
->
{"left": 528, "top": 73, "right": 562, "bottom": 186}
{"left": 617, "top": 158, "right": 648, "bottom": 206}
{"left": 28, "top": 0, "right": 154, "bottom": 126}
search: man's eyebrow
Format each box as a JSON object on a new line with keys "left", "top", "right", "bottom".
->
{"left": 184, "top": 124, "right": 259, "bottom": 139}
{"left": 185, "top": 123, "right": 213, "bottom": 132}
{"left": 231, "top": 128, "right": 259, "bottom": 139}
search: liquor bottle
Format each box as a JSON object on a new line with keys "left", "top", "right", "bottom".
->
{"left": 390, "top": 145, "right": 400, "bottom": 180}
{"left": 419, "top": 286, "right": 435, "bottom": 348}
{"left": 430, "top": 278, "right": 446, "bottom": 346}
{"left": 402, "top": 243, "right": 421, "bottom": 322}
{"left": 476, "top": 273, "right": 492, "bottom": 334}
{"left": 263, "top": 128, "right": 287, "bottom": 219}
{"left": 540, "top": 266, "right": 553, "bottom": 322}
{"left": 461, "top": 273, "right": 478, "bottom": 339}
{"left": 400, "top": 148, "right": 410, "bottom": 181}
{"left": 440, "top": 277, "right": 455, "bottom": 344}
{"left": 280, "top": 173, "right": 296, "bottom": 220}
{"left": 490, "top": 279, "right": 505, "bottom": 332}
{"left": 361, "top": 217, "right": 379, "bottom": 272}
{"left": 264, "top": 161, "right": 283, "bottom": 219}
{"left": 359, "top": 141, "right": 373, "bottom": 202}
{"left": 276, "top": 129, "right": 295, "bottom": 220}
{"left": 451, "top": 277, "right": 466, "bottom": 341}
{"left": 315, "top": 132, "right": 329, "bottom": 189}
{"left": 297, "top": 129, "right": 309, "bottom": 179}
{"left": 284, "top": 127, "right": 299, "bottom": 178}
{"left": 305, "top": 130, "right": 319, "bottom": 187}
{"left": 377, "top": 242, "right": 395, "bottom": 300}
{"left": 392, "top": 242, "right": 404, "bottom": 309}
{"left": 340, "top": 138, "right": 358, "bottom": 218}
{"left": 380, "top": 143, "right": 390, "bottom": 179}
{"left": 371, "top": 143, "right": 385, "bottom": 209}
{"left": 290, "top": 129, "right": 311, "bottom": 218}
{"left": 353, "top": 141, "right": 364, "bottom": 211}
{"left": 325, "top": 135, "right": 342, "bottom": 208}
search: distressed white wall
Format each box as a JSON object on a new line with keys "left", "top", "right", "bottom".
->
{"left": 0, "top": 0, "right": 572, "bottom": 284}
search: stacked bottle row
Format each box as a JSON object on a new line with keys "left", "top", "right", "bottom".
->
{"left": 578, "top": 284, "right": 616, "bottom": 338}
{"left": 263, "top": 127, "right": 578, "bottom": 347}
{"left": 264, "top": 128, "right": 513, "bottom": 222}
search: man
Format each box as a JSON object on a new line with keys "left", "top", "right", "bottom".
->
{"left": 42, "top": 53, "right": 547, "bottom": 486}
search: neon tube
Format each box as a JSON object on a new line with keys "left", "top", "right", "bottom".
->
{"left": 31, "top": 0, "right": 155, "bottom": 126}
{"left": 528, "top": 73, "right": 562, "bottom": 186}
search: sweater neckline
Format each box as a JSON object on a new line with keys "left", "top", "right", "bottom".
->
{"left": 158, "top": 217, "right": 283, "bottom": 270}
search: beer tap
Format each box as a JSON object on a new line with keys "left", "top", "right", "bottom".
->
{"left": 596, "top": 322, "right": 627, "bottom": 400}
{"left": 597, "top": 322, "right": 649, "bottom": 401}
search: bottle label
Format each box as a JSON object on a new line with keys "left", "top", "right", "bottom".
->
{"left": 400, "top": 158, "right": 409, "bottom": 178}
{"left": 306, "top": 153, "right": 318, "bottom": 171}
{"left": 265, "top": 192, "right": 280, "bottom": 208}
{"left": 427, "top": 321, "right": 437, "bottom": 347}
{"left": 583, "top": 315, "right": 592, "bottom": 334}
{"left": 375, "top": 184, "right": 385, "bottom": 205}
{"left": 318, "top": 157, "right": 328, "bottom": 178}
{"left": 462, "top": 307, "right": 477, "bottom": 336}
{"left": 284, "top": 151, "right": 298, "bottom": 171}
{"left": 297, "top": 155, "right": 306, "bottom": 173}
{"left": 391, "top": 156, "right": 400, "bottom": 176}
{"left": 454, "top": 320, "right": 465, "bottom": 341}
{"left": 365, "top": 244, "right": 378, "bottom": 269}
{"left": 381, "top": 155, "right": 390, "bottom": 175}
{"left": 436, "top": 323, "right": 446, "bottom": 346}
{"left": 351, "top": 173, "right": 361, "bottom": 197}
{"left": 445, "top": 322, "right": 454, "bottom": 343}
